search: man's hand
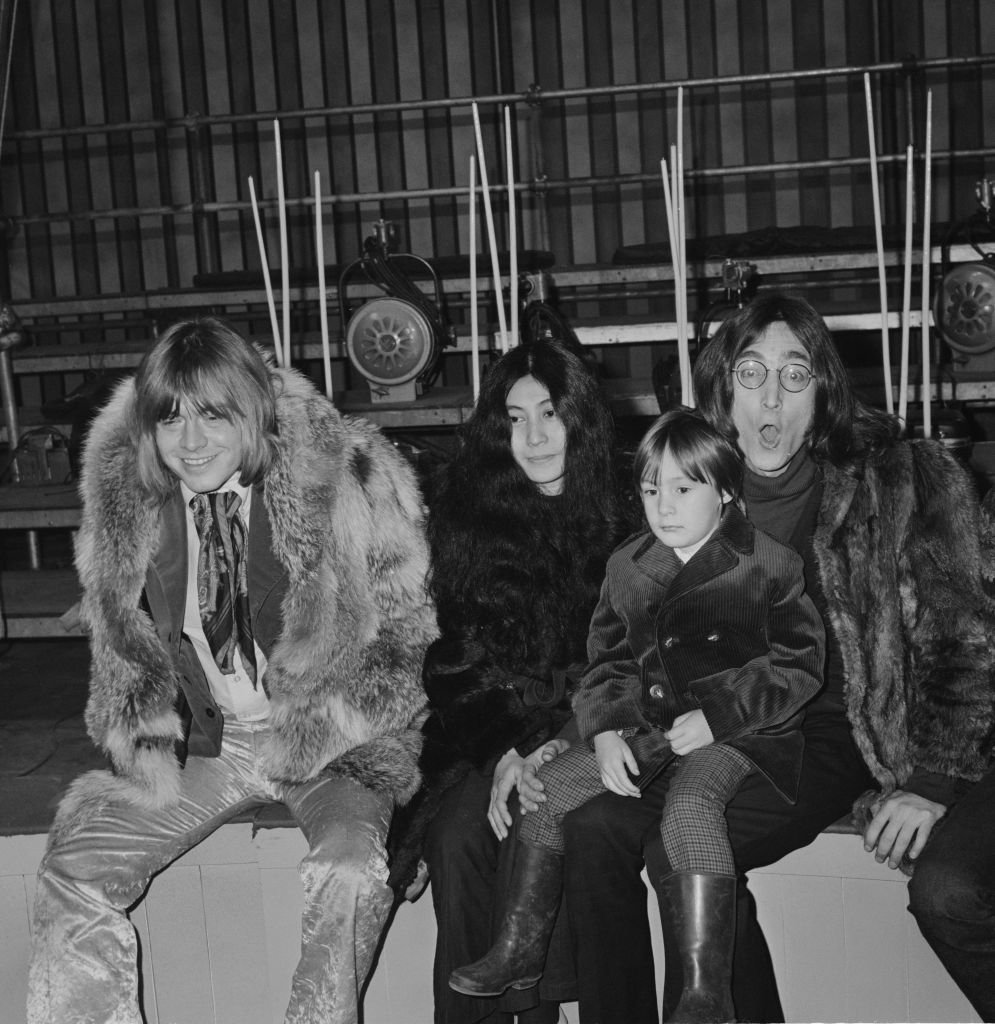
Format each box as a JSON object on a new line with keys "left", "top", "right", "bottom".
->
{"left": 863, "top": 790, "right": 946, "bottom": 871}
{"left": 594, "top": 731, "right": 641, "bottom": 798}
{"left": 665, "top": 709, "right": 713, "bottom": 755}
{"left": 488, "top": 748, "right": 526, "bottom": 840}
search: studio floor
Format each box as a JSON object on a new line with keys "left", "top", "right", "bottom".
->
{"left": 0, "top": 637, "right": 98, "bottom": 836}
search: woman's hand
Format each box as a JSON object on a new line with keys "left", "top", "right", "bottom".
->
{"left": 594, "top": 731, "right": 641, "bottom": 797}
{"left": 665, "top": 710, "right": 713, "bottom": 755}
{"left": 403, "top": 859, "right": 430, "bottom": 902}
{"left": 488, "top": 749, "right": 526, "bottom": 840}
{"left": 517, "top": 739, "right": 571, "bottom": 815}
{"left": 863, "top": 790, "right": 946, "bottom": 870}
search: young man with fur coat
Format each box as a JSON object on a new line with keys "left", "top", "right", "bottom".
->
{"left": 26, "top": 317, "right": 436, "bottom": 1024}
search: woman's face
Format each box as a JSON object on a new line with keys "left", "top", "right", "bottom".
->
{"left": 506, "top": 374, "right": 567, "bottom": 495}
{"left": 730, "top": 322, "right": 816, "bottom": 477}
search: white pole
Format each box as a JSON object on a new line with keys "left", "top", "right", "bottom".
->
{"left": 469, "top": 154, "right": 481, "bottom": 402}
{"left": 471, "top": 102, "right": 509, "bottom": 353}
{"left": 248, "top": 175, "right": 283, "bottom": 367}
{"left": 661, "top": 154, "right": 688, "bottom": 409}
{"left": 676, "top": 87, "right": 692, "bottom": 406}
{"left": 864, "top": 73, "right": 894, "bottom": 414}
{"left": 921, "top": 90, "right": 934, "bottom": 440}
{"left": 314, "top": 170, "right": 332, "bottom": 400}
{"left": 898, "top": 144, "right": 915, "bottom": 428}
{"left": 660, "top": 157, "right": 680, "bottom": 277}
{"left": 505, "top": 105, "right": 519, "bottom": 348}
{"left": 275, "top": 119, "right": 291, "bottom": 368}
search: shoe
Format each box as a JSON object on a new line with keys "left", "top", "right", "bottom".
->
{"left": 449, "top": 841, "right": 562, "bottom": 997}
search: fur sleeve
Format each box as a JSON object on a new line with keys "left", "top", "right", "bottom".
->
{"left": 73, "top": 380, "right": 185, "bottom": 809}
{"left": 260, "top": 376, "right": 436, "bottom": 786}
{"left": 901, "top": 443, "right": 995, "bottom": 782}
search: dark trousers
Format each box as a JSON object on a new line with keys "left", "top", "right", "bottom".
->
{"left": 908, "top": 762, "right": 995, "bottom": 1022}
{"left": 424, "top": 767, "right": 575, "bottom": 1024}
{"left": 560, "top": 707, "right": 873, "bottom": 1024}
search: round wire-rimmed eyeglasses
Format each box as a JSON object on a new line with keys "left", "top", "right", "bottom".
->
{"left": 731, "top": 359, "right": 816, "bottom": 393}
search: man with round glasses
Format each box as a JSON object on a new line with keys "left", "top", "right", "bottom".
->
{"left": 549, "top": 292, "right": 995, "bottom": 1023}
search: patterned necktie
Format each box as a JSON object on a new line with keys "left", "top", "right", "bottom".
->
{"left": 190, "top": 491, "right": 257, "bottom": 686}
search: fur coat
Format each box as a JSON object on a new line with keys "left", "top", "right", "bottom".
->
{"left": 60, "top": 366, "right": 436, "bottom": 828}
{"left": 818, "top": 440, "right": 995, "bottom": 795}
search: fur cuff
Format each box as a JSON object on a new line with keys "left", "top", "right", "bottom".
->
{"left": 322, "top": 729, "right": 424, "bottom": 805}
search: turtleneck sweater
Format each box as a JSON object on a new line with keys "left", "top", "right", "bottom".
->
{"left": 742, "top": 448, "right": 845, "bottom": 713}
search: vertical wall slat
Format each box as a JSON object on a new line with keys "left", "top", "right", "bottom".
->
{"left": 715, "top": 0, "right": 747, "bottom": 236}
{"left": 767, "top": 0, "right": 801, "bottom": 227}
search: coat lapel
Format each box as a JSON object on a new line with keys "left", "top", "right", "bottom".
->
{"left": 631, "top": 533, "right": 682, "bottom": 588}
{"left": 247, "top": 485, "right": 288, "bottom": 654}
{"left": 819, "top": 462, "right": 862, "bottom": 541}
{"left": 661, "top": 504, "right": 753, "bottom": 610}
{"left": 147, "top": 489, "right": 188, "bottom": 644}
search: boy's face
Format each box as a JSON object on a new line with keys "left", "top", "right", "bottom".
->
{"left": 155, "top": 399, "right": 245, "bottom": 493}
{"left": 640, "top": 447, "right": 730, "bottom": 558}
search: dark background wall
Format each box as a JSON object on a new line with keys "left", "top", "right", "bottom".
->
{"left": 1, "top": 0, "right": 992, "bottom": 307}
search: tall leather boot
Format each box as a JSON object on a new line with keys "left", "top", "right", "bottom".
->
{"left": 449, "top": 840, "right": 562, "bottom": 997}
{"left": 658, "top": 872, "right": 737, "bottom": 1023}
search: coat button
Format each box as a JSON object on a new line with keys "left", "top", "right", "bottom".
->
{"left": 205, "top": 707, "right": 216, "bottom": 718}
{"left": 707, "top": 632, "right": 720, "bottom": 642}
{"left": 649, "top": 684, "right": 665, "bottom": 699}
{"left": 661, "top": 636, "right": 675, "bottom": 649}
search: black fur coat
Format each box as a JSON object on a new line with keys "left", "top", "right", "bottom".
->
{"left": 387, "top": 471, "right": 626, "bottom": 891}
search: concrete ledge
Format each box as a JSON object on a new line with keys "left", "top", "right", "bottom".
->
{"left": 0, "top": 823, "right": 981, "bottom": 1024}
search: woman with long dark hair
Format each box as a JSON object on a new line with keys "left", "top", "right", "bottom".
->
{"left": 390, "top": 337, "right": 632, "bottom": 1024}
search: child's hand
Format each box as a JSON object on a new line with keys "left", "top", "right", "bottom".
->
{"left": 594, "top": 731, "right": 641, "bottom": 798}
{"left": 665, "top": 710, "right": 714, "bottom": 755}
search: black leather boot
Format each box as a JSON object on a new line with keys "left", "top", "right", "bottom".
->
{"left": 449, "top": 841, "right": 563, "bottom": 997}
{"left": 658, "top": 872, "right": 737, "bottom": 1023}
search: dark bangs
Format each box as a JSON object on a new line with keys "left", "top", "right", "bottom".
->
{"left": 634, "top": 408, "right": 743, "bottom": 500}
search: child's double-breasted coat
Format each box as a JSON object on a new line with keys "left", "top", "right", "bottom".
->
{"left": 573, "top": 503, "right": 824, "bottom": 801}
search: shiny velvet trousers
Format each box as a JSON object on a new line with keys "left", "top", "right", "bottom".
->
{"left": 424, "top": 767, "right": 574, "bottom": 1024}
{"left": 27, "top": 720, "right": 395, "bottom": 1024}
{"left": 559, "top": 708, "right": 873, "bottom": 1024}
{"left": 908, "top": 762, "right": 995, "bottom": 1022}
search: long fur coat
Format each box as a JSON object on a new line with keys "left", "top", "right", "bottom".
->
{"left": 818, "top": 440, "right": 995, "bottom": 794}
{"left": 59, "top": 366, "right": 436, "bottom": 832}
